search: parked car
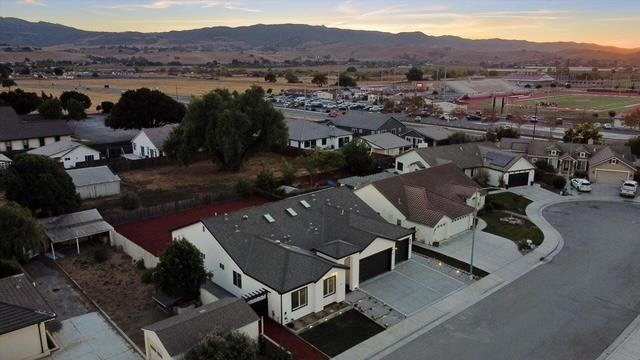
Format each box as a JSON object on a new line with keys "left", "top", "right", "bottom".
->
{"left": 571, "top": 178, "right": 592, "bottom": 192}
{"left": 620, "top": 180, "right": 638, "bottom": 198}
{"left": 603, "top": 123, "right": 613, "bottom": 129}
{"left": 467, "top": 114, "right": 482, "bottom": 121}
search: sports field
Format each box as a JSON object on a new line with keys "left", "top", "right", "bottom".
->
{"left": 513, "top": 94, "right": 640, "bottom": 112}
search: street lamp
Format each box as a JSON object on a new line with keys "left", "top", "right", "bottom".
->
{"left": 469, "top": 186, "right": 496, "bottom": 279}
{"left": 563, "top": 135, "right": 577, "bottom": 195}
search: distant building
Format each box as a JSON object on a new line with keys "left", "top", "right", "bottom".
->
{"left": 27, "top": 140, "right": 100, "bottom": 168}
{"left": 287, "top": 119, "right": 352, "bottom": 150}
{"left": 503, "top": 72, "right": 555, "bottom": 87}
{"left": 130, "top": 124, "right": 178, "bottom": 159}
{"left": 66, "top": 166, "right": 121, "bottom": 200}
{"left": 0, "top": 106, "right": 73, "bottom": 153}
{"left": 400, "top": 126, "right": 453, "bottom": 147}
{"left": 0, "top": 153, "right": 12, "bottom": 169}
{"left": 361, "top": 133, "right": 412, "bottom": 156}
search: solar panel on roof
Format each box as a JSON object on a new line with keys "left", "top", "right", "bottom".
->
{"left": 485, "top": 151, "right": 514, "bottom": 167}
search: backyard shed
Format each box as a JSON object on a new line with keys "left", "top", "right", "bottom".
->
{"left": 66, "top": 166, "right": 121, "bottom": 199}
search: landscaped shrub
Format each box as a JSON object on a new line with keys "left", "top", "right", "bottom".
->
{"left": 135, "top": 258, "right": 145, "bottom": 270}
{"left": 535, "top": 160, "right": 555, "bottom": 173}
{"left": 120, "top": 191, "right": 141, "bottom": 210}
{"left": 0, "top": 259, "right": 22, "bottom": 278}
{"left": 551, "top": 175, "right": 567, "bottom": 189}
{"left": 280, "top": 160, "right": 296, "bottom": 186}
{"left": 93, "top": 248, "right": 112, "bottom": 263}
{"left": 141, "top": 268, "right": 155, "bottom": 284}
{"left": 233, "top": 179, "right": 253, "bottom": 197}
{"left": 255, "top": 166, "right": 277, "bottom": 193}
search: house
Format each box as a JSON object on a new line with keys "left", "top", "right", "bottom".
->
{"left": 130, "top": 124, "right": 177, "bottom": 159}
{"left": 0, "top": 153, "right": 12, "bottom": 169}
{"left": 0, "top": 273, "right": 57, "bottom": 360}
{"left": 327, "top": 112, "right": 406, "bottom": 136}
{"left": 142, "top": 297, "right": 259, "bottom": 360}
{"left": 400, "top": 126, "right": 453, "bottom": 147}
{"left": 355, "top": 163, "right": 484, "bottom": 245}
{"left": 39, "top": 209, "right": 113, "bottom": 260}
{"left": 499, "top": 139, "right": 636, "bottom": 184}
{"left": 395, "top": 142, "right": 535, "bottom": 187}
{"left": 27, "top": 140, "right": 100, "bottom": 168}
{"left": 338, "top": 172, "right": 396, "bottom": 190}
{"left": 66, "top": 166, "right": 121, "bottom": 200}
{"left": 0, "top": 106, "right": 73, "bottom": 153}
{"left": 361, "top": 133, "right": 412, "bottom": 156}
{"left": 287, "top": 119, "right": 352, "bottom": 150}
{"left": 171, "top": 187, "right": 413, "bottom": 326}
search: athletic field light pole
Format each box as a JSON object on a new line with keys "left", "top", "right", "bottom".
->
{"left": 469, "top": 186, "right": 495, "bottom": 279}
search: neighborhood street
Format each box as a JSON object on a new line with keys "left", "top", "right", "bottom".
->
{"left": 385, "top": 201, "right": 640, "bottom": 360}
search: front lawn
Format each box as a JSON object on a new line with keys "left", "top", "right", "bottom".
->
{"left": 485, "top": 192, "right": 532, "bottom": 215}
{"left": 300, "top": 309, "right": 384, "bottom": 357}
{"left": 480, "top": 211, "right": 544, "bottom": 248}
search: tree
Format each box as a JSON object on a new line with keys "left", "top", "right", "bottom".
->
{"left": 302, "top": 148, "right": 345, "bottom": 185}
{"left": 255, "top": 165, "right": 277, "bottom": 193}
{"left": 608, "top": 110, "right": 617, "bottom": 120}
{"left": 53, "top": 67, "right": 64, "bottom": 76}
{"left": 623, "top": 109, "right": 640, "bottom": 129}
{"left": 154, "top": 239, "right": 210, "bottom": 299}
{"left": 341, "top": 139, "right": 374, "bottom": 175}
{"left": 563, "top": 123, "right": 603, "bottom": 144}
{"left": 448, "top": 131, "right": 472, "bottom": 144}
{"left": 264, "top": 70, "right": 277, "bottom": 83}
{"left": 4, "top": 155, "right": 80, "bottom": 218}
{"left": 486, "top": 126, "right": 519, "bottom": 142}
{"left": 284, "top": 71, "right": 300, "bottom": 84}
{"left": 0, "top": 64, "right": 13, "bottom": 79}
{"left": 425, "top": 103, "right": 443, "bottom": 118}
{"left": 311, "top": 73, "right": 328, "bottom": 87}
{"left": 185, "top": 332, "right": 258, "bottom": 360}
{"left": 626, "top": 137, "right": 640, "bottom": 157}
{"left": 164, "top": 86, "right": 287, "bottom": 171}
{"left": 37, "top": 98, "right": 63, "bottom": 119}
{"left": 405, "top": 67, "right": 423, "bottom": 81}
{"left": 99, "top": 101, "right": 114, "bottom": 114}
{"left": 338, "top": 73, "right": 357, "bottom": 87}
{"left": 280, "top": 160, "right": 296, "bottom": 185}
{"left": 1, "top": 79, "right": 16, "bottom": 89}
{"left": 346, "top": 66, "right": 358, "bottom": 73}
{"left": 66, "top": 98, "right": 87, "bottom": 120}
{"left": 0, "top": 202, "right": 44, "bottom": 261}
{"left": 0, "top": 89, "right": 42, "bottom": 114}
{"left": 106, "top": 88, "right": 186, "bottom": 129}
{"left": 451, "top": 107, "right": 468, "bottom": 119}
{"left": 60, "top": 90, "right": 91, "bottom": 110}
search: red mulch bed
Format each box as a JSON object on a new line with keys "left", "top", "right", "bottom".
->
{"left": 264, "top": 319, "right": 328, "bottom": 360}
{"left": 114, "top": 197, "right": 268, "bottom": 255}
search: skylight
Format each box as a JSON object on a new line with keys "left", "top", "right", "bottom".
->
{"left": 286, "top": 208, "right": 298, "bottom": 217}
{"left": 300, "top": 200, "right": 311, "bottom": 208}
{"left": 263, "top": 214, "right": 276, "bottom": 223}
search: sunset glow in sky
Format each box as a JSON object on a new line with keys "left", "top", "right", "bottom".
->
{"left": 3, "top": 0, "right": 640, "bottom": 48}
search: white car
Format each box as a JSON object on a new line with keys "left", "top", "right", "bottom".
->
{"left": 620, "top": 180, "right": 638, "bottom": 198}
{"left": 603, "top": 123, "right": 613, "bottom": 129}
{"left": 571, "top": 178, "right": 592, "bottom": 192}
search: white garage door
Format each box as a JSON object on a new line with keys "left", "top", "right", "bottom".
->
{"left": 594, "top": 169, "right": 629, "bottom": 185}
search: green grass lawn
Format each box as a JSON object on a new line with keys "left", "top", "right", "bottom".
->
{"left": 480, "top": 211, "right": 544, "bottom": 247}
{"left": 300, "top": 310, "right": 384, "bottom": 357}
{"left": 515, "top": 94, "right": 640, "bottom": 111}
{"left": 485, "top": 192, "right": 532, "bottom": 215}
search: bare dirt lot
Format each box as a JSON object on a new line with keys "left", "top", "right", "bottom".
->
{"left": 58, "top": 245, "right": 168, "bottom": 349}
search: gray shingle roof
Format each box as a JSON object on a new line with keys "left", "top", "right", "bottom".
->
{"left": 328, "top": 112, "right": 399, "bottom": 130}
{"left": 402, "top": 126, "right": 453, "bottom": 142}
{"left": 143, "top": 298, "right": 259, "bottom": 356}
{"left": 27, "top": 140, "right": 85, "bottom": 156}
{"left": 39, "top": 209, "right": 113, "bottom": 243}
{"left": 362, "top": 133, "right": 412, "bottom": 150}
{"left": 139, "top": 124, "right": 178, "bottom": 150}
{"left": 201, "top": 280, "right": 234, "bottom": 299}
{"left": 0, "top": 106, "right": 73, "bottom": 142}
{"left": 338, "top": 172, "right": 396, "bottom": 190}
{"left": 287, "top": 119, "right": 351, "bottom": 141}
{"left": 412, "top": 142, "right": 487, "bottom": 169}
{"left": 0, "top": 154, "right": 11, "bottom": 162}
{"left": 369, "top": 163, "right": 479, "bottom": 227}
{"left": 66, "top": 166, "right": 121, "bottom": 187}
{"left": 0, "top": 274, "right": 56, "bottom": 335}
{"left": 200, "top": 187, "right": 413, "bottom": 293}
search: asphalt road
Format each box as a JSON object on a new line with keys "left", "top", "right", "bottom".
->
{"left": 385, "top": 201, "right": 640, "bottom": 360}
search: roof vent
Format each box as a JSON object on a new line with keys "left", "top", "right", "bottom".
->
{"left": 234, "top": 225, "right": 240, "bottom": 232}
{"left": 300, "top": 200, "right": 311, "bottom": 208}
{"left": 242, "top": 215, "right": 249, "bottom": 220}
{"left": 286, "top": 208, "right": 298, "bottom": 217}
{"left": 263, "top": 214, "right": 276, "bottom": 223}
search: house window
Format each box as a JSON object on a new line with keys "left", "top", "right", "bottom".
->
{"left": 219, "top": 263, "right": 224, "bottom": 270}
{"left": 390, "top": 129, "right": 396, "bottom": 134}
{"left": 610, "top": 158, "right": 618, "bottom": 164}
{"left": 133, "top": 143, "right": 137, "bottom": 150}
{"left": 322, "top": 138, "right": 327, "bottom": 146}
{"left": 22, "top": 140, "right": 29, "bottom": 149}
{"left": 39, "top": 138, "right": 45, "bottom": 146}
{"left": 5, "top": 142, "right": 11, "bottom": 151}
{"left": 396, "top": 219, "right": 402, "bottom": 226}
{"left": 55, "top": 136, "right": 60, "bottom": 141}
{"left": 396, "top": 162, "right": 404, "bottom": 171}
{"left": 531, "top": 158, "right": 538, "bottom": 163}
{"left": 64, "top": 157, "right": 71, "bottom": 161}
{"left": 323, "top": 276, "right": 336, "bottom": 297}
{"left": 579, "top": 152, "right": 586, "bottom": 158}
{"left": 291, "top": 287, "right": 308, "bottom": 310}
{"left": 233, "top": 271, "right": 242, "bottom": 289}
{"left": 304, "top": 140, "right": 311, "bottom": 148}
{"left": 550, "top": 150, "right": 558, "bottom": 156}
{"left": 84, "top": 155, "right": 94, "bottom": 162}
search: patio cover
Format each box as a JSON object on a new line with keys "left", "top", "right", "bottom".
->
{"left": 39, "top": 209, "right": 113, "bottom": 244}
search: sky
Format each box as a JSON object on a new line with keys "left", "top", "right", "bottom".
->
{"left": 2, "top": 0, "right": 640, "bottom": 48}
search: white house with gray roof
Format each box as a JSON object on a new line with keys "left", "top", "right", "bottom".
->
{"left": 361, "top": 133, "right": 412, "bottom": 156}
{"left": 27, "top": 140, "right": 100, "bottom": 168}
{"left": 287, "top": 119, "right": 352, "bottom": 150}
{"left": 66, "top": 166, "right": 121, "bottom": 199}
{"left": 130, "top": 124, "right": 177, "bottom": 159}
{"left": 172, "top": 187, "right": 413, "bottom": 325}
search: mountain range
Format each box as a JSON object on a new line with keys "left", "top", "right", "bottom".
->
{"left": 1, "top": 17, "right": 638, "bottom": 64}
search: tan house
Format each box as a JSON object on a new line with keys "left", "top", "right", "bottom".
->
{"left": 0, "top": 274, "right": 57, "bottom": 360}
{"left": 588, "top": 147, "right": 636, "bottom": 184}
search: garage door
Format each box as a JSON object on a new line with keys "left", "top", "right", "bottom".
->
{"left": 359, "top": 249, "right": 392, "bottom": 283}
{"left": 507, "top": 172, "right": 529, "bottom": 187}
{"left": 395, "top": 239, "right": 409, "bottom": 264}
{"left": 594, "top": 170, "right": 629, "bottom": 184}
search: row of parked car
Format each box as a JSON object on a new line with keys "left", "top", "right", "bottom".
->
{"left": 267, "top": 95, "right": 383, "bottom": 113}
{"left": 570, "top": 178, "right": 638, "bottom": 198}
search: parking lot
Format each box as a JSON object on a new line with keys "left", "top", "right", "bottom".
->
{"left": 360, "top": 256, "right": 468, "bottom": 316}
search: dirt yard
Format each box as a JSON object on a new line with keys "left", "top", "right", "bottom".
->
{"left": 58, "top": 245, "right": 168, "bottom": 349}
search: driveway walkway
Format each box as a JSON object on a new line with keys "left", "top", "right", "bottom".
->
{"left": 51, "top": 312, "right": 142, "bottom": 360}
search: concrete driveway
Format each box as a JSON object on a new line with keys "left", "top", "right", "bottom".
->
{"left": 360, "top": 256, "right": 468, "bottom": 316}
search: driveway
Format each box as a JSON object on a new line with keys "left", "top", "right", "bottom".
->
{"left": 385, "top": 201, "right": 640, "bottom": 360}
{"left": 359, "top": 256, "right": 468, "bottom": 316}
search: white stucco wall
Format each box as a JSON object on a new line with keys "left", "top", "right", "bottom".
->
{"left": 132, "top": 131, "right": 162, "bottom": 158}
{"left": 0, "top": 323, "right": 50, "bottom": 360}
{"left": 143, "top": 330, "right": 173, "bottom": 360}
{"left": 56, "top": 146, "right": 100, "bottom": 168}
{"left": 0, "top": 135, "right": 71, "bottom": 153}
{"left": 76, "top": 181, "right": 121, "bottom": 200}
{"left": 395, "top": 150, "right": 430, "bottom": 174}
{"left": 289, "top": 135, "right": 352, "bottom": 150}
{"left": 111, "top": 231, "right": 159, "bottom": 269}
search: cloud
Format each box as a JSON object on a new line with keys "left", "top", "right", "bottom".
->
{"left": 106, "top": 0, "right": 259, "bottom": 12}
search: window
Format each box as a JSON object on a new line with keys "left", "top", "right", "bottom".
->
{"left": 304, "top": 140, "right": 311, "bottom": 148}
{"left": 64, "top": 157, "right": 71, "bottom": 161}
{"left": 219, "top": 263, "right": 224, "bottom": 270}
{"left": 39, "top": 138, "right": 45, "bottom": 146}
{"left": 55, "top": 136, "right": 60, "bottom": 141}
{"left": 610, "top": 158, "right": 619, "bottom": 164}
{"left": 531, "top": 158, "right": 538, "bottom": 163}
{"left": 396, "top": 219, "right": 402, "bottom": 226}
{"left": 396, "top": 161, "right": 404, "bottom": 171}
{"left": 84, "top": 155, "right": 94, "bottom": 162}
{"left": 579, "top": 152, "right": 586, "bottom": 158}
{"left": 322, "top": 138, "right": 327, "bottom": 146}
{"left": 133, "top": 143, "right": 137, "bottom": 150}
{"left": 323, "top": 276, "right": 336, "bottom": 297}
{"left": 233, "top": 271, "right": 242, "bottom": 288}
{"left": 291, "top": 287, "right": 308, "bottom": 310}
{"left": 22, "top": 140, "right": 28, "bottom": 149}
{"left": 5, "top": 142, "right": 11, "bottom": 151}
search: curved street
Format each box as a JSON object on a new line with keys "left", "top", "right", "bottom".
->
{"left": 385, "top": 201, "right": 640, "bottom": 360}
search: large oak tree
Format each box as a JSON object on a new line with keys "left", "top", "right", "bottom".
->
{"left": 106, "top": 88, "right": 186, "bottom": 129}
